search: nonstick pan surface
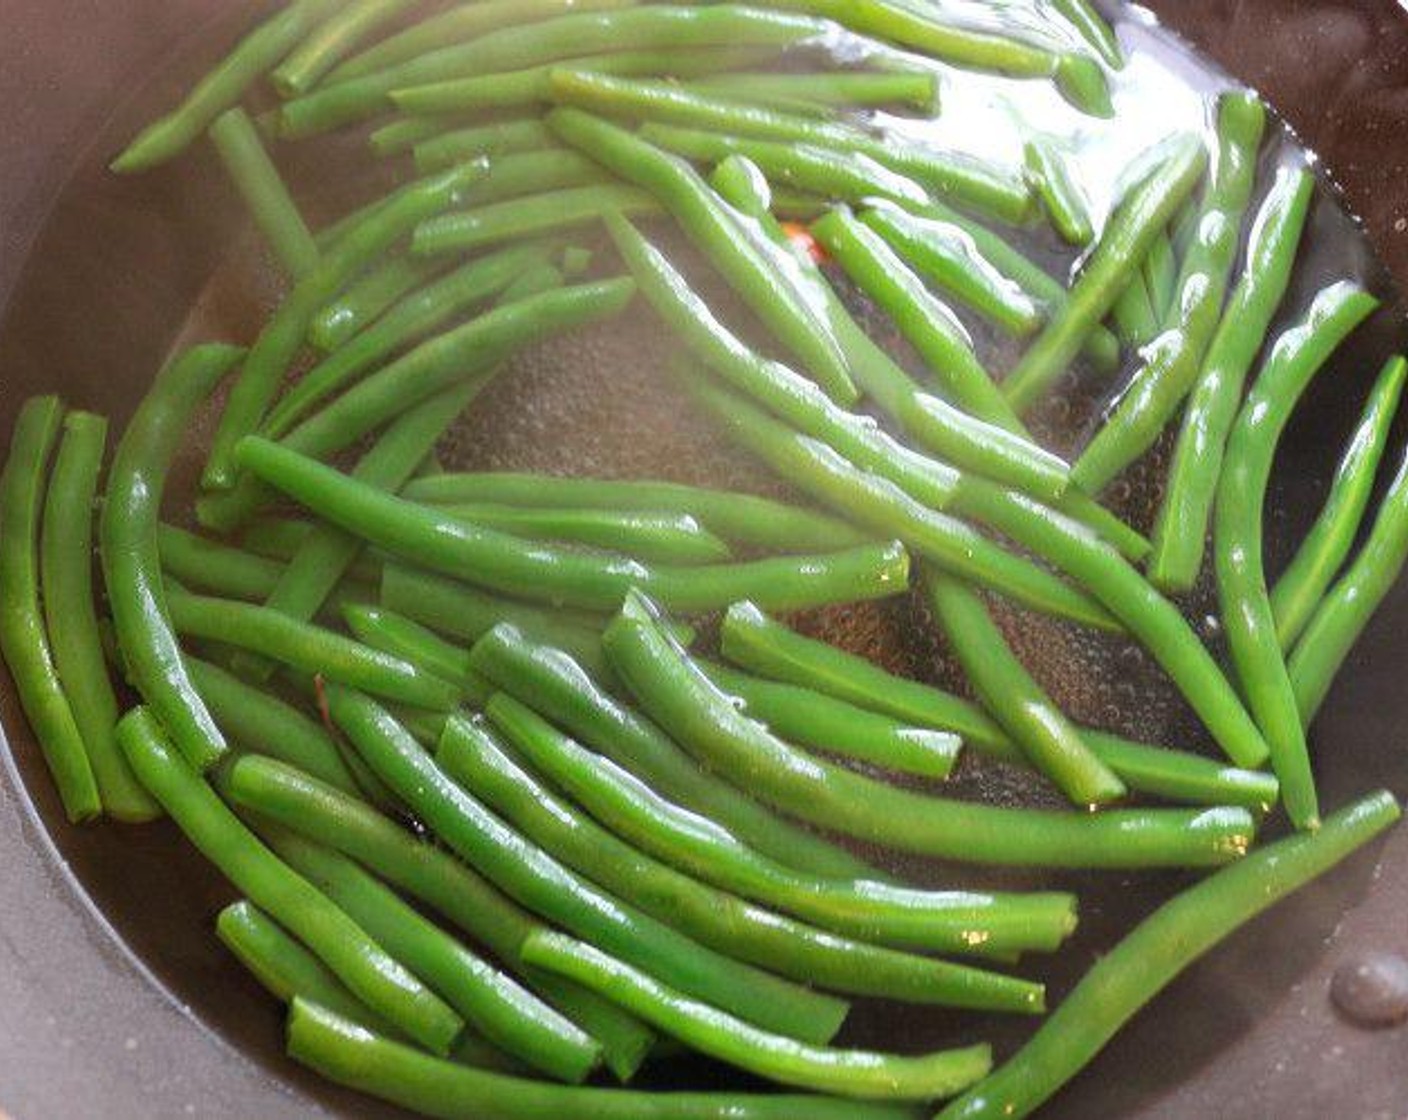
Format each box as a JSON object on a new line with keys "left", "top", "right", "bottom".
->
{"left": 4, "top": 3, "right": 1408, "bottom": 1117}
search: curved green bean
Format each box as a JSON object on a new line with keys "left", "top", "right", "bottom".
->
{"left": 272, "top": 0, "right": 418, "bottom": 97}
{"left": 443, "top": 506, "right": 730, "bottom": 565}
{"left": 167, "top": 587, "right": 461, "bottom": 711}
{"left": 272, "top": 243, "right": 544, "bottom": 436}
{"left": 486, "top": 690, "right": 1075, "bottom": 955}
{"left": 38, "top": 410, "right": 156, "bottom": 820}
{"left": 606, "top": 593, "right": 1257, "bottom": 867}
{"left": 451, "top": 709, "right": 1047, "bottom": 1014}
{"left": 937, "top": 790, "right": 1400, "bottom": 1120}
{"left": 103, "top": 344, "right": 243, "bottom": 771}
{"left": 1073, "top": 93, "right": 1267, "bottom": 493}
{"left": 402, "top": 472, "right": 870, "bottom": 554}
{"left": 699, "top": 661, "right": 959, "bottom": 779}
{"left": 927, "top": 571, "right": 1125, "bottom": 808}
{"left": 1148, "top": 166, "right": 1316, "bottom": 591}
{"left": 209, "top": 107, "right": 319, "bottom": 279}
{"left": 237, "top": 435, "right": 911, "bottom": 614}
{"left": 719, "top": 603, "right": 1279, "bottom": 810}
{"left": 1051, "top": 0, "right": 1124, "bottom": 67}
{"left": 281, "top": 4, "right": 827, "bottom": 137}
{"left": 324, "top": 684, "right": 851, "bottom": 1044}
{"left": 525, "top": 930, "right": 991, "bottom": 1100}
{"left": 204, "top": 162, "right": 483, "bottom": 490}
{"left": 1216, "top": 281, "right": 1378, "bottom": 829}
{"left": 1272, "top": 355, "right": 1408, "bottom": 648}
{"left": 1289, "top": 439, "right": 1408, "bottom": 722}
{"left": 262, "top": 826, "right": 601, "bottom": 1083}
{"left": 686, "top": 375, "right": 1114, "bottom": 631}
{"left": 0, "top": 398, "right": 102, "bottom": 822}
{"left": 224, "top": 755, "right": 654, "bottom": 1081}
{"left": 289, "top": 999, "right": 918, "bottom": 1120}
{"left": 1024, "top": 137, "right": 1093, "bottom": 245}
{"left": 469, "top": 624, "right": 883, "bottom": 882}
{"left": 117, "top": 708, "right": 462, "bottom": 1053}
{"left": 1003, "top": 134, "right": 1208, "bottom": 413}
{"left": 547, "top": 70, "right": 1032, "bottom": 223}
{"left": 111, "top": 0, "right": 341, "bottom": 172}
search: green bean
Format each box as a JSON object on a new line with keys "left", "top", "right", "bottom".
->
{"left": 403, "top": 472, "right": 870, "bottom": 554}
{"left": 419, "top": 146, "right": 612, "bottom": 206}
{"left": 0, "top": 398, "right": 102, "bottom": 822}
{"left": 185, "top": 657, "right": 361, "bottom": 797}
{"left": 103, "top": 344, "right": 244, "bottom": 771}
{"left": 240, "top": 382, "right": 481, "bottom": 681}
{"left": 686, "top": 375, "right": 1115, "bottom": 631}
{"left": 546, "top": 111, "right": 858, "bottom": 405}
{"left": 533, "top": 930, "right": 994, "bottom": 1100}
{"left": 1023, "top": 137, "right": 1093, "bottom": 245}
{"left": 379, "top": 564, "right": 617, "bottom": 683}
{"left": 167, "top": 586, "right": 460, "bottom": 711}
{"left": 946, "top": 478, "right": 1271, "bottom": 769}
{"left": 343, "top": 604, "right": 492, "bottom": 707}
{"left": 238, "top": 434, "right": 910, "bottom": 614}
{"left": 37, "top": 410, "right": 156, "bottom": 820}
{"left": 373, "top": 115, "right": 477, "bottom": 158}
{"left": 861, "top": 202, "right": 1122, "bottom": 372}
{"left": 1148, "top": 166, "right": 1316, "bottom": 591}
{"left": 277, "top": 244, "right": 547, "bottom": 435}
{"left": 937, "top": 790, "right": 1400, "bottom": 1120}
{"left": 811, "top": 207, "right": 1040, "bottom": 423}
{"left": 1110, "top": 273, "right": 1160, "bottom": 349}
{"left": 309, "top": 256, "right": 448, "bottom": 353}
{"left": 209, "top": 107, "right": 319, "bottom": 279}
{"left": 291, "top": 998, "right": 920, "bottom": 1120}
{"left": 233, "top": 520, "right": 381, "bottom": 587}
{"left": 486, "top": 688, "right": 1074, "bottom": 956}
{"left": 224, "top": 755, "right": 654, "bottom": 1081}
{"left": 1272, "top": 355, "right": 1408, "bottom": 648}
{"left": 414, "top": 119, "right": 556, "bottom": 173}
{"left": 719, "top": 602, "right": 1278, "bottom": 810}
{"left": 393, "top": 47, "right": 786, "bottom": 116}
{"left": 698, "top": 661, "right": 959, "bottom": 779}
{"left": 200, "top": 278, "right": 634, "bottom": 533}
{"left": 1050, "top": 0, "right": 1125, "bottom": 67}
{"left": 927, "top": 571, "right": 1125, "bottom": 807}
{"left": 469, "top": 623, "right": 883, "bottom": 882}
{"left": 1216, "top": 282, "right": 1377, "bottom": 830}
{"left": 1142, "top": 230, "right": 1179, "bottom": 324}
{"left": 547, "top": 71, "right": 1032, "bottom": 223}
{"left": 272, "top": 0, "right": 418, "bottom": 97}
{"left": 606, "top": 593, "right": 1257, "bottom": 867}
{"left": 204, "top": 163, "right": 484, "bottom": 490}
{"left": 687, "top": 70, "right": 941, "bottom": 114}
{"left": 1003, "top": 134, "right": 1209, "bottom": 413}
{"left": 115, "top": 707, "right": 462, "bottom": 1052}
{"left": 261, "top": 825, "right": 601, "bottom": 1083}
{"left": 453, "top": 708, "right": 1047, "bottom": 1014}
{"left": 281, "top": 5, "right": 827, "bottom": 137}
{"left": 158, "top": 523, "right": 287, "bottom": 601}
{"left": 1073, "top": 93, "right": 1267, "bottom": 494}
{"left": 111, "top": 0, "right": 341, "bottom": 172}
{"left": 444, "top": 505, "right": 731, "bottom": 565}
{"left": 412, "top": 183, "right": 658, "bottom": 256}
{"left": 1289, "top": 441, "right": 1408, "bottom": 722}
{"left": 325, "top": 684, "right": 852, "bottom": 1043}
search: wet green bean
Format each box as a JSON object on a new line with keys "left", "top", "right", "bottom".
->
{"left": 1023, "top": 136, "right": 1093, "bottom": 245}
{"left": 414, "top": 119, "right": 556, "bottom": 173}
{"left": 272, "top": 0, "right": 418, "bottom": 97}
{"left": 413, "top": 183, "right": 658, "bottom": 256}
{"left": 445, "top": 505, "right": 731, "bottom": 565}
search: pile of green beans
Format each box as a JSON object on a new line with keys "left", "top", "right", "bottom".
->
{"left": 6, "top": 1, "right": 1407, "bottom": 1116}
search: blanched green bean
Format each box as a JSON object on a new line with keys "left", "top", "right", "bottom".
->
{"left": 343, "top": 604, "right": 492, "bottom": 707}
{"left": 413, "top": 183, "right": 658, "bottom": 256}
{"left": 1023, "top": 136, "right": 1093, "bottom": 245}
{"left": 1272, "top": 355, "right": 1408, "bottom": 649}
{"left": 469, "top": 624, "right": 883, "bottom": 882}
{"left": 158, "top": 523, "right": 287, "bottom": 601}
{"left": 687, "top": 70, "right": 940, "bottom": 114}
{"left": 1216, "top": 281, "right": 1378, "bottom": 829}
{"left": 487, "top": 690, "right": 1076, "bottom": 956}
{"left": 936, "top": 791, "right": 1400, "bottom": 1120}
{"left": 607, "top": 593, "right": 1257, "bottom": 867}
{"left": 0, "top": 398, "right": 102, "bottom": 822}
{"left": 523, "top": 931, "right": 992, "bottom": 1100}
{"left": 1003, "top": 135, "right": 1209, "bottom": 413}
{"left": 450, "top": 709, "right": 1047, "bottom": 1013}
{"left": 443, "top": 505, "right": 731, "bottom": 565}
{"left": 309, "top": 256, "right": 448, "bottom": 353}
{"left": 414, "top": 119, "right": 556, "bottom": 173}
{"left": 271, "top": 0, "right": 419, "bottom": 97}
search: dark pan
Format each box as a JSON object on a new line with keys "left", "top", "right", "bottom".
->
{"left": 2, "top": 3, "right": 1407, "bottom": 1117}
